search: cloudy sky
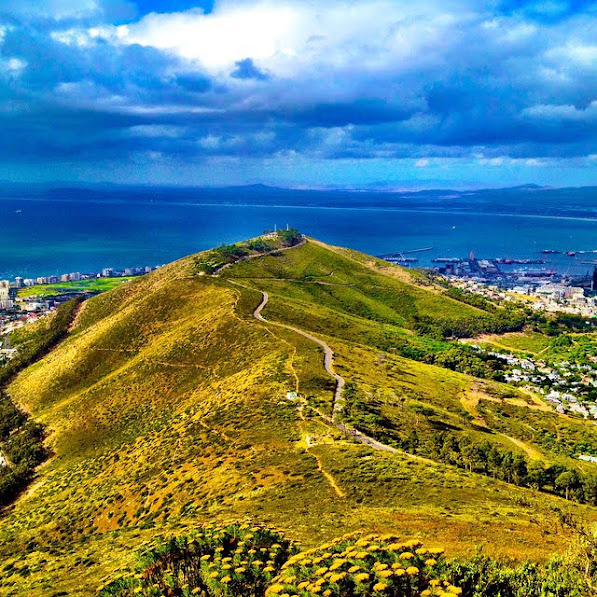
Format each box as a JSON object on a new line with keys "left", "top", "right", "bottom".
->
{"left": 1, "top": 0, "right": 597, "bottom": 188}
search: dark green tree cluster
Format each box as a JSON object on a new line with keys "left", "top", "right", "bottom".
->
{"left": 414, "top": 310, "right": 525, "bottom": 340}
{"left": 0, "top": 407, "right": 46, "bottom": 505}
{"left": 276, "top": 227, "right": 302, "bottom": 246}
{"left": 531, "top": 312, "right": 597, "bottom": 336}
{"left": 429, "top": 346, "right": 506, "bottom": 380}
{"left": 428, "top": 432, "right": 597, "bottom": 505}
{"left": 0, "top": 298, "right": 80, "bottom": 506}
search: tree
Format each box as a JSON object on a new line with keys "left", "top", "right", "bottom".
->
{"left": 556, "top": 470, "right": 580, "bottom": 500}
{"left": 512, "top": 454, "right": 528, "bottom": 486}
{"left": 527, "top": 461, "right": 546, "bottom": 490}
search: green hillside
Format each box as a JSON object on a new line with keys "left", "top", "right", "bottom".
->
{"left": 1, "top": 236, "right": 597, "bottom": 595}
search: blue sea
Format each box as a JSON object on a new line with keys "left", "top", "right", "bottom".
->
{"left": 1, "top": 186, "right": 597, "bottom": 280}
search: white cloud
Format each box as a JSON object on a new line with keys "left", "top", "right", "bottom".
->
{"left": 128, "top": 125, "right": 186, "bottom": 138}
{"left": 84, "top": 0, "right": 480, "bottom": 77}
{"left": 522, "top": 100, "right": 597, "bottom": 121}
{"left": 0, "top": 57, "right": 27, "bottom": 76}
{"left": 415, "top": 158, "right": 430, "bottom": 167}
{"left": 547, "top": 43, "right": 597, "bottom": 66}
{"left": 525, "top": 158, "right": 545, "bottom": 167}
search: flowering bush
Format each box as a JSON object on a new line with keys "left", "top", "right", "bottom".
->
{"left": 98, "top": 523, "right": 296, "bottom": 596}
{"left": 267, "top": 534, "right": 456, "bottom": 597}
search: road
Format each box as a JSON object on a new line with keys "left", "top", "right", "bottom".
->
{"left": 227, "top": 250, "right": 406, "bottom": 457}
{"left": 253, "top": 290, "right": 345, "bottom": 420}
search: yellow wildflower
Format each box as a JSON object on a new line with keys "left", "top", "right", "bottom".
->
{"left": 330, "top": 559, "right": 346, "bottom": 571}
{"left": 221, "top": 576, "right": 231, "bottom": 583}
{"left": 447, "top": 587, "right": 462, "bottom": 594}
{"left": 348, "top": 566, "right": 361, "bottom": 573}
{"left": 406, "top": 566, "right": 419, "bottom": 576}
{"left": 323, "top": 591, "right": 332, "bottom": 597}
{"left": 354, "top": 573, "right": 370, "bottom": 582}
{"left": 373, "top": 583, "right": 388, "bottom": 591}
{"left": 400, "top": 552, "right": 414, "bottom": 560}
{"left": 264, "top": 566, "right": 275, "bottom": 573}
{"left": 394, "top": 569, "right": 406, "bottom": 577}
{"left": 266, "top": 584, "right": 286, "bottom": 594}
{"left": 425, "top": 559, "right": 437, "bottom": 567}
{"left": 387, "top": 543, "right": 403, "bottom": 551}
{"left": 200, "top": 554, "right": 211, "bottom": 561}
{"left": 210, "top": 572, "right": 219, "bottom": 579}
{"left": 235, "top": 567, "right": 246, "bottom": 574}
{"left": 330, "top": 573, "right": 346, "bottom": 583}
{"left": 222, "top": 564, "right": 231, "bottom": 570}
{"left": 315, "top": 567, "right": 329, "bottom": 576}
{"left": 379, "top": 570, "right": 393, "bottom": 578}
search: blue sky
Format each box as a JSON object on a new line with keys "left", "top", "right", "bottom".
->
{"left": 1, "top": 0, "right": 597, "bottom": 188}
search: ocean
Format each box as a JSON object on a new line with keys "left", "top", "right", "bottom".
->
{"left": 1, "top": 186, "right": 597, "bottom": 280}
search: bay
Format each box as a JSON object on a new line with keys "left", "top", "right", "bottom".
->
{"left": 1, "top": 193, "right": 597, "bottom": 280}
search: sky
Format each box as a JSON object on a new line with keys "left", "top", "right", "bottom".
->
{"left": 1, "top": 0, "right": 597, "bottom": 188}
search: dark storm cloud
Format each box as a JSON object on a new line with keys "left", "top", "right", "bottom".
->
{"left": 231, "top": 58, "right": 268, "bottom": 80}
{"left": 1, "top": 0, "right": 597, "bottom": 183}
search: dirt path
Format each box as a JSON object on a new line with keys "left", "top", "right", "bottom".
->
{"left": 253, "top": 290, "right": 345, "bottom": 420}
{"left": 304, "top": 434, "right": 345, "bottom": 497}
{"left": 247, "top": 287, "right": 419, "bottom": 456}
{"left": 227, "top": 258, "right": 431, "bottom": 461}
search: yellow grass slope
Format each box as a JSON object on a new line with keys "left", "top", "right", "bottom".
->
{"left": 0, "top": 244, "right": 594, "bottom": 596}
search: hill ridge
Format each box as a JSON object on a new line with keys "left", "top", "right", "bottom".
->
{"left": 1, "top": 234, "right": 597, "bottom": 594}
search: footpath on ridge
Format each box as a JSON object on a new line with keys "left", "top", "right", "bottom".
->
{"left": 222, "top": 240, "right": 401, "bottom": 456}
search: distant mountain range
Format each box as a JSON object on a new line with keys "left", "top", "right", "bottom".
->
{"left": 1, "top": 181, "right": 596, "bottom": 220}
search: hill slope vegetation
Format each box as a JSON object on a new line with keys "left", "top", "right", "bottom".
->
{"left": 1, "top": 236, "right": 597, "bottom": 595}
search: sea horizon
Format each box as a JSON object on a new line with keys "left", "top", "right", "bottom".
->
{"left": 2, "top": 185, "right": 597, "bottom": 280}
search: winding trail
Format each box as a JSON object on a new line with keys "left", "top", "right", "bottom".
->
{"left": 226, "top": 247, "right": 411, "bottom": 458}
{"left": 241, "top": 284, "right": 402, "bottom": 455}
{"left": 253, "top": 291, "right": 345, "bottom": 420}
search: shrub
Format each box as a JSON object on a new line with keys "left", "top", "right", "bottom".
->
{"left": 271, "top": 534, "right": 452, "bottom": 597}
{"left": 98, "top": 523, "right": 296, "bottom": 597}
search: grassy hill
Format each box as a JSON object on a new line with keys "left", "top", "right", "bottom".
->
{"left": 1, "top": 236, "right": 597, "bottom": 595}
